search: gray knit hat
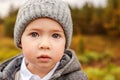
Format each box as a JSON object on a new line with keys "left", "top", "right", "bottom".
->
{"left": 14, "top": 0, "right": 73, "bottom": 49}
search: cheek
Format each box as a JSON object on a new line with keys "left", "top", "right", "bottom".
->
{"left": 53, "top": 48, "right": 64, "bottom": 63}
{"left": 22, "top": 45, "right": 32, "bottom": 56}
{"left": 21, "top": 40, "right": 36, "bottom": 58}
{"left": 21, "top": 36, "right": 36, "bottom": 51}
{"left": 22, "top": 45, "right": 36, "bottom": 62}
{"left": 52, "top": 42, "right": 65, "bottom": 60}
{"left": 53, "top": 39, "right": 66, "bottom": 49}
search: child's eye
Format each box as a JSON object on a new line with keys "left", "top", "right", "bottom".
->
{"left": 30, "top": 32, "right": 39, "bottom": 37}
{"left": 52, "top": 33, "right": 61, "bottom": 39}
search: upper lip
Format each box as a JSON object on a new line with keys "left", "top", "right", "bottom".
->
{"left": 37, "top": 55, "right": 51, "bottom": 59}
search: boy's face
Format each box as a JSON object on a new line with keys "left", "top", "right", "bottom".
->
{"left": 21, "top": 18, "right": 66, "bottom": 72}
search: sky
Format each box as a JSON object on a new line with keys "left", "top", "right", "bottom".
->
{"left": 0, "top": 0, "right": 107, "bottom": 18}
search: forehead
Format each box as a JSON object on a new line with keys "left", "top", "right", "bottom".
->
{"left": 25, "top": 18, "right": 64, "bottom": 31}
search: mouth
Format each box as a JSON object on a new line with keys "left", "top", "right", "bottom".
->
{"left": 37, "top": 55, "right": 51, "bottom": 62}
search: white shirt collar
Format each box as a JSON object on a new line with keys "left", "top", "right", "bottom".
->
{"left": 20, "top": 58, "right": 60, "bottom": 80}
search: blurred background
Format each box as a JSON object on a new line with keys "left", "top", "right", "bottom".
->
{"left": 0, "top": 0, "right": 120, "bottom": 80}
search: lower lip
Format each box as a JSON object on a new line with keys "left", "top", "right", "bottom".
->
{"left": 38, "top": 58, "right": 51, "bottom": 62}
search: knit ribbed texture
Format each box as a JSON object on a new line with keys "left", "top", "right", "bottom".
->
{"left": 14, "top": 0, "right": 73, "bottom": 49}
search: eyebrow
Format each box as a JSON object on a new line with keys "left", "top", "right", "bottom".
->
{"left": 26, "top": 28, "right": 40, "bottom": 31}
{"left": 25, "top": 28, "right": 64, "bottom": 33}
{"left": 51, "top": 29, "right": 64, "bottom": 33}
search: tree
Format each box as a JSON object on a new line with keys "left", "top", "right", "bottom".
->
{"left": 104, "top": 0, "right": 120, "bottom": 37}
{"left": 4, "top": 5, "right": 18, "bottom": 38}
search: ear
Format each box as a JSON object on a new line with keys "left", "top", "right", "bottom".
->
{"left": 19, "top": 41, "right": 22, "bottom": 48}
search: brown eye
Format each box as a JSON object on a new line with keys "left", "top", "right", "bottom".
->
{"left": 52, "top": 33, "right": 60, "bottom": 39}
{"left": 31, "top": 32, "right": 39, "bottom": 37}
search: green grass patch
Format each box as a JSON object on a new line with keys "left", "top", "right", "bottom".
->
{"left": 84, "top": 64, "right": 120, "bottom": 80}
{"left": 0, "top": 38, "right": 20, "bottom": 63}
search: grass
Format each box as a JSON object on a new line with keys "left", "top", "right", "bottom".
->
{"left": 84, "top": 64, "right": 120, "bottom": 80}
{"left": 0, "top": 37, "right": 20, "bottom": 63}
{"left": 71, "top": 35, "right": 120, "bottom": 80}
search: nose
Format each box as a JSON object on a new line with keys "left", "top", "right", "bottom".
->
{"left": 38, "top": 38, "right": 50, "bottom": 50}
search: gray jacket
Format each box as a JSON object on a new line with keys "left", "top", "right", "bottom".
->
{"left": 0, "top": 49, "right": 88, "bottom": 80}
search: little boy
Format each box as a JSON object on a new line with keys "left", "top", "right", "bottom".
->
{"left": 0, "top": 0, "right": 88, "bottom": 80}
